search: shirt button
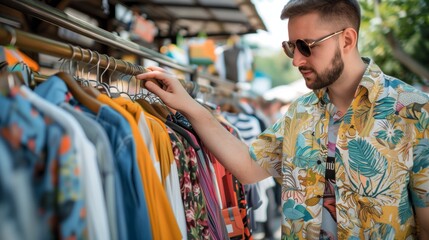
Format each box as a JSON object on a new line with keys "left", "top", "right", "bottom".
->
{"left": 317, "top": 160, "right": 322, "bottom": 164}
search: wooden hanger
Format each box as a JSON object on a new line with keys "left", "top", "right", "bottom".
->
{"left": 56, "top": 72, "right": 101, "bottom": 114}
{"left": 136, "top": 98, "right": 167, "bottom": 122}
{"left": 151, "top": 102, "right": 170, "bottom": 120}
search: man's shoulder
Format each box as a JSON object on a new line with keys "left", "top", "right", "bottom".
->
{"left": 383, "top": 74, "right": 429, "bottom": 101}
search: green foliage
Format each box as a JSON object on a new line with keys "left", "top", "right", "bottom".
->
{"left": 359, "top": 0, "right": 429, "bottom": 84}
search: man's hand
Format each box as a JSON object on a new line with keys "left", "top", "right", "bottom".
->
{"left": 136, "top": 66, "right": 198, "bottom": 113}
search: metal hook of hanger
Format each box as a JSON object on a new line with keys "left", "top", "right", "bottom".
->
{"left": 84, "top": 49, "right": 94, "bottom": 80}
{"left": 68, "top": 44, "right": 77, "bottom": 76}
{"left": 116, "top": 59, "right": 131, "bottom": 98}
{"left": 97, "top": 55, "right": 112, "bottom": 97}
{"left": 86, "top": 50, "right": 98, "bottom": 79}
{"left": 100, "top": 54, "right": 111, "bottom": 83}
{"left": 137, "top": 65, "right": 147, "bottom": 99}
{"left": 75, "top": 45, "right": 85, "bottom": 80}
{"left": 133, "top": 68, "right": 140, "bottom": 101}
{"left": 109, "top": 57, "right": 118, "bottom": 87}
{"left": 78, "top": 46, "right": 93, "bottom": 87}
{"left": 119, "top": 59, "right": 128, "bottom": 91}
{"left": 105, "top": 57, "right": 119, "bottom": 98}
{"left": 92, "top": 51, "right": 102, "bottom": 83}
{"left": 126, "top": 62, "right": 133, "bottom": 96}
{"left": 58, "top": 44, "right": 74, "bottom": 73}
{"left": 4, "top": 25, "right": 17, "bottom": 47}
{"left": 75, "top": 45, "right": 89, "bottom": 86}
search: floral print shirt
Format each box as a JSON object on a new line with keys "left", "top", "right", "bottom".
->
{"left": 167, "top": 124, "right": 210, "bottom": 239}
{"left": 249, "top": 58, "right": 429, "bottom": 239}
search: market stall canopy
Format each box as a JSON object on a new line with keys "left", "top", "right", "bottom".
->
{"left": 120, "top": 0, "right": 267, "bottom": 39}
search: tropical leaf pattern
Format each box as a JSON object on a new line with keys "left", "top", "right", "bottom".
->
{"left": 348, "top": 139, "right": 388, "bottom": 178}
{"left": 249, "top": 58, "right": 429, "bottom": 239}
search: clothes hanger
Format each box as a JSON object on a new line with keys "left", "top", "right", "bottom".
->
{"left": 2, "top": 27, "right": 33, "bottom": 88}
{"left": 106, "top": 57, "right": 122, "bottom": 98}
{"left": 79, "top": 49, "right": 104, "bottom": 99}
{"left": 96, "top": 54, "right": 112, "bottom": 97}
{"left": 126, "top": 61, "right": 137, "bottom": 97}
{"left": 149, "top": 92, "right": 171, "bottom": 122}
{"left": 111, "top": 60, "right": 133, "bottom": 100}
{"left": 55, "top": 44, "right": 101, "bottom": 114}
{"left": 136, "top": 95, "right": 167, "bottom": 121}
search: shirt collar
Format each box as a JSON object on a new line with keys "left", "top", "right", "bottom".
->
{"left": 311, "top": 57, "right": 384, "bottom": 106}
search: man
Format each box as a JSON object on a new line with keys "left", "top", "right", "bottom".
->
{"left": 137, "top": 0, "right": 429, "bottom": 239}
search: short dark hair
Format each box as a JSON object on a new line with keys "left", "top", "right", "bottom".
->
{"left": 280, "top": 0, "right": 361, "bottom": 33}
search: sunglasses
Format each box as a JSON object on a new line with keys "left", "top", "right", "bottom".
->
{"left": 282, "top": 29, "right": 344, "bottom": 58}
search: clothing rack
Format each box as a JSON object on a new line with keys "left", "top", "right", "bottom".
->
{"left": 0, "top": 0, "right": 240, "bottom": 99}
{"left": 0, "top": 26, "right": 143, "bottom": 76}
{"left": 0, "top": 25, "right": 211, "bottom": 95}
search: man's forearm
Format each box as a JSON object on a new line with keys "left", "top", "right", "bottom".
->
{"left": 181, "top": 102, "right": 270, "bottom": 184}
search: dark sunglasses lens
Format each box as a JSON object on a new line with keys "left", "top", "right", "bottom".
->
{"left": 282, "top": 41, "right": 294, "bottom": 58}
{"left": 296, "top": 40, "right": 311, "bottom": 57}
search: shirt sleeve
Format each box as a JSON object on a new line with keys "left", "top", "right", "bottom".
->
{"left": 249, "top": 114, "right": 286, "bottom": 183}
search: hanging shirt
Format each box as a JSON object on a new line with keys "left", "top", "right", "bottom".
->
{"left": 181, "top": 126, "right": 229, "bottom": 240}
{"left": 22, "top": 86, "right": 110, "bottom": 240}
{"left": 0, "top": 86, "right": 85, "bottom": 239}
{"left": 0, "top": 136, "right": 43, "bottom": 240}
{"left": 99, "top": 95, "right": 181, "bottom": 240}
{"left": 166, "top": 121, "right": 210, "bottom": 240}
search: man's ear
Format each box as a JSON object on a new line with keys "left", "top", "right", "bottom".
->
{"left": 342, "top": 28, "right": 358, "bottom": 54}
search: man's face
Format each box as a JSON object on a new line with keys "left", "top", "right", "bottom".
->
{"left": 287, "top": 12, "right": 345, "bottom": 90}
{"left": 299, "top": 46, "right": 344, "bottom": 90}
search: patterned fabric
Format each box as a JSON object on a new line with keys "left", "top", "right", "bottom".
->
{"left": 167, "top": 126, "right": 210, "bottom": 240}
{"left": 194, "top": 140, "right": 229, "bottom": 240}
{"left": 249, "top": 58, "right": 429, "bottom": 239}
{"left": 222, "top": 123, "right": 253, "bottom": 239}
{"left": 0, "top": 87, "right": 86, "bottom": 239}
{"left": 0, "top": 135, "right": 42, "bottom": 240}
{"left": 232, "top": 175, "right": 253, "bottom": 240}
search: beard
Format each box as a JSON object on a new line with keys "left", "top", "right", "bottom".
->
{"left": 300, "top": 47, "right": 344, "bottom": 90}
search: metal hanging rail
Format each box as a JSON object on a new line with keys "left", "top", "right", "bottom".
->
{"left": 0, "top": 25, "right": 144, "bottom": 75}
{"left": 0, "top": 0, "right": 195, "bottom": 74}
{"left": 0, "top": 25, "right": 202, "bottom": 94}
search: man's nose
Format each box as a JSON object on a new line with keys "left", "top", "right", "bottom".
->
{"left": 292, "top": 49, "right": 307, "bottom": 67}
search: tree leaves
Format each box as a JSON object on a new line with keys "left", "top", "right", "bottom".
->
{"left": 360, "top": 0, "right": 429, "bottom": 84}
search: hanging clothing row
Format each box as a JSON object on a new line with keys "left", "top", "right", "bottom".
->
{"left": 0, "top": 24, "right": 255, "bottom": 240}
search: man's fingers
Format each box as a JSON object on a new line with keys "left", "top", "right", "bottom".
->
{"left": 144, "top": 80, "right": 165, "bottom": 96}
{"left": 145, "top": 66, "right": 165, "bottom": 72}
